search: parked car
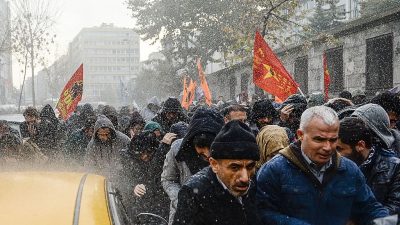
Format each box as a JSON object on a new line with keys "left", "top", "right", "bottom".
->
{"left": 0, "top": 171, "right": 168, "bottom": 225}
{"left": 0, "top": 113, "right": 24, "bottom": 139}
{"left": 0, "top": 172, "right": 131, "bottom": 225}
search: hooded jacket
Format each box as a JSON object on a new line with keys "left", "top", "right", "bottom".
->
{"left": 352, "top": 104, "right": 395, "bottom": 149}
{"left": 360, "top": 147, "right": 400, "bottom": 215}
{"left": 84, "top": 115, "right": 130, "bottom": 181}
{"left": 37, "top": 105, "right": 61, "bottom": 157}
{"left": 175, "top": 107, "right": 224, "bottom": 174}
{"left": 152, "top": 97, "right": 188, "bottom": 132}
{"left": 140, "top": 96, "right": 161, "bottom": 121}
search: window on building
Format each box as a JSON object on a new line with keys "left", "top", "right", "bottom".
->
{"left": 336, "top": 4, "right": 346, "bottom": 20}
{"left": 294, "top": 56, "right": 308, "bottom": 94}
{"left": 240, "top": 73, "right": 250, "bottom": 92}
{"left": 325, "top": 46, "right": 344, "bottom": 94}
{"left": 229, "top": 76, "right": 236, "bottom": 100}
{"left": 366, "top": 33, "right": 393, "bottom": 95}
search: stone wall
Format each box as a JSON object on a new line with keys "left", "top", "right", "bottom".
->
{"left": 209, "top": 7, "right": 400, "bottom": 100}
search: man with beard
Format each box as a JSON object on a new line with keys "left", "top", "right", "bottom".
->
{"left": 172, "top": 121, "right": 261, "bottom": 225}
{"left": 84, "top": 115, "right": 130, "bottom": 182}
{"left": 338, "top": 116, "right": 400, "bottom": 214}
{"left": 161, "top": 107, "right": 224, "bottom": 224}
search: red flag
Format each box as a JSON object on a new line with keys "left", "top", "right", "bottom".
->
{"left": 323, "top": 52, "right": 331, "bottom": 101}
{"left": 253, "top": 31, "right": 299, "bottom": 101}
{"left": 197, "top": 58, "right": 212, "bottom": 106}
{"left": 188, "top": 79, "right": 196, "bottom": 107}
{"left": 181, "top": 76, "right": 189, "bottom": 109}
{"left": 56, "top": 64, "right": 83, "bottom": 120}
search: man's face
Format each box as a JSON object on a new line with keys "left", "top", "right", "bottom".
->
{"left": 210, "top": 158, "right": 256, "bottom": 197}
{"left": 84, "top": 127, "right": 94, "bottom": 138}
{"left": 165, "top": 111, "right": 177, "bottom": 121}
{"left": 140, "top": 150, "right": 154, "bottom": 162}
{"left": 195, "top": 146, "right": 210, "bottom": 162}
{"left": 224, "top": 111, "right": 247, "bottom": 124}
{"left": 297, "top": 117, "right": 339, "bottom": 166}
{"left": 388, "top": 111, "right": 398, "bottom": 129}
{"left": 24, "top": 115, "right": 37, "bottom": 124}
{"left": 97, "top": 127, "right": 111, "bottom": 143}
{"left": 131, "top": 124, "right": 144, "bottom": 136}
{"left": 256, "top": 117, "right": 272, "bottom": 129}
{"left": 337, "top": 139, "right": 366, "bottom": 166}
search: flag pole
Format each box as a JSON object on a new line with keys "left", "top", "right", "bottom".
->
{"left": 297, "top": 87, "right": 306, "bottom": 98}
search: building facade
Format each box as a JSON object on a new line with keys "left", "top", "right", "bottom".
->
{"left": 209, "top": 6, "right": 400, "bottom": 100}
{"left": 68, "top": 23, "right": 140, "bottom": 105}
{"left": 0, "top": 0, "right": 12, "bottom": 104}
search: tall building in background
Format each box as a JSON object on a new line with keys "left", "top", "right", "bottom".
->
{"left": 298, "top": 0, "right": 360, "bottom": 21}
{"left": 68, "top": 23, "right": 140, "bottom": 105}
{"left": 0, "top": 0, "right": 12, "bottom": 104}
{"left": 29, "top": 23, "right": 140, "bottom": 106}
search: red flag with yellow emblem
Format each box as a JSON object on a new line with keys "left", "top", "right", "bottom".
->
{"left": 253, "top": 31, "right": 298, "bottom": 101}
{"left": 56, "top": 64, "right": 83, "bottom": 120}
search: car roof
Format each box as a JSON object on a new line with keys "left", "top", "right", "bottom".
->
{"left": 0, "top": 171, "right": 112, "bottom": 225}
{"left": 0, "top": 114, "right": 25, "bottom": 123}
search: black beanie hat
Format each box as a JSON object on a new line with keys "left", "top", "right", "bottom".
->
{"left": 250, "top": 99, "right": 277, "bottom": 121}
{"left": 211, "top": 120, "right": 260, "bottom": 160}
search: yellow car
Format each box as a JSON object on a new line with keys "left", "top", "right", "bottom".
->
{"left": 0, "top": 172, "right": 131, "bottom": 225}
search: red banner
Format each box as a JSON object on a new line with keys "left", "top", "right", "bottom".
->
{"left": 197, "top": 58, "right": 212, "bottom": 106}
{"left": 253, "top": 31, "right": 298, "bottom": 101}
{"left": 181, "top": 76, "right": 197, "bottom": 110}
{"left": 323, "top": 53, "right": 331, "bottom": 101}
{"left": 56, "top": 64, "right": 83, "bottom": 120}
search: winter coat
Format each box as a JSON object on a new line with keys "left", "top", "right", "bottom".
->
{"left": 84, "top": 115, "right": 130, "bottom": 182}
{"left": 64, "top": 128, "right": 91, "bottom": 165}
{"left": 175, "top": 107, "right": 224, "bottom": 174}
{"left": 172, "top": 166, "right": 261, "bottom": 225}
{"left": 360, "top": 146, "right": 400, "bottom": 215}
{"left": 256, "top": 141, "right": 389, "bottom": 225}
{"left": 140, "top": 96, "right": 161, "bottom": 121}
{"left": 66, "top": 103, "right": 95, "bottom": 135}
{"left": 161, "top": 139, "right": 192, "bottom": 225}
{"left": 152, "top": 97, "right": 188, "bottom": 132}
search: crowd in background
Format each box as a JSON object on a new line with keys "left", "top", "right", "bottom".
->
{"left": 1, "top": 89, "right": 400, "bottom": 224}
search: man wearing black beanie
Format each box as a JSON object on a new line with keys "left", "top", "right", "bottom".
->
{"left": 172, "top": 120, "right": 261, "bottom": 225}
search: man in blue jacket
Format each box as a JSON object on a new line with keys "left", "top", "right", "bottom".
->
{"left": 256, "top": 106, "right": 388, "bottom": 225}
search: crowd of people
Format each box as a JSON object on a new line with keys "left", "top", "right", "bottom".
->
{"left": 1, "top": 90, "right": 400, "bottom": 224}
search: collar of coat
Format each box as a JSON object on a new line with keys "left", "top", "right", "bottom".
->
{"left": 279, "top": 141, "right": 345, "bottom": 185}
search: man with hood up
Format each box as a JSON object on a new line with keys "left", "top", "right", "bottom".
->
{"left": 37, "top": 104, "right": 63, "bottom": 160}
{"left": 338, "top": 115, "right": 400, "bottom": 215}
{"left": 66, "top": 103, "right": 95, "bottom": 135}
{"left": 84, "top": 115, "right": 130, "bottom": 182}
{"left": 161, "top": 107, "right": 224, "bottom": 224}
{"left": 140, "top": 96, "right": 161, "bottom": 121}
{"left": 153, "top": 97, "right": 188, "bottom": 132}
